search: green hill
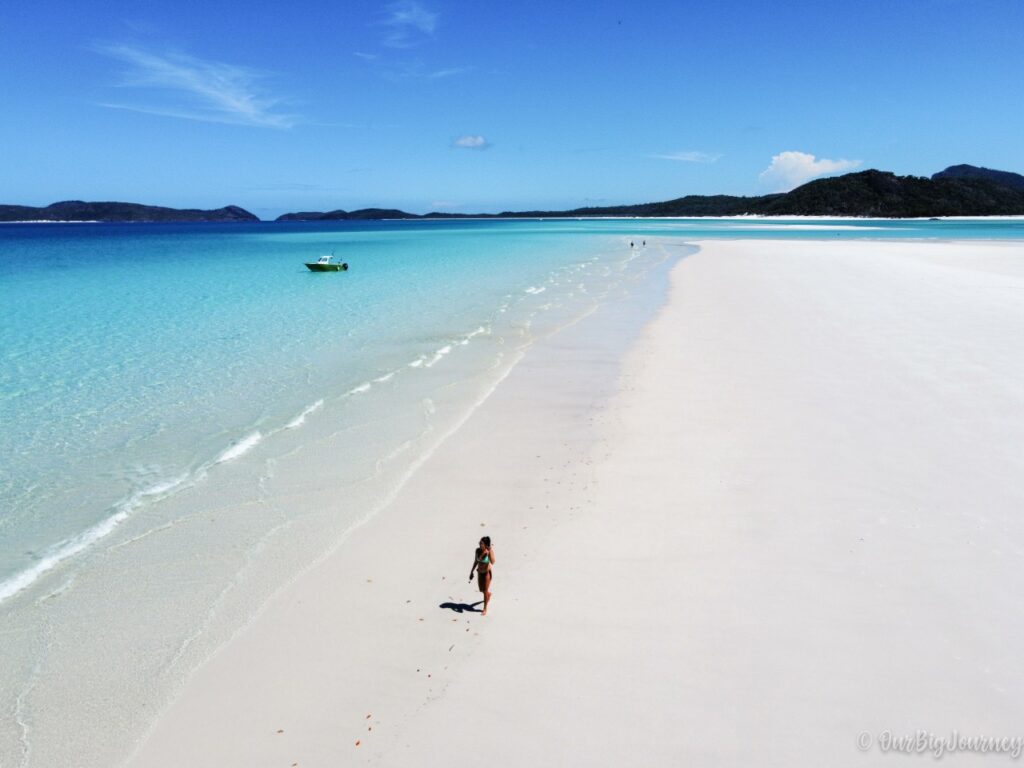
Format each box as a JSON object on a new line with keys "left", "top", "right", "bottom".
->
{"left": 0, "top": 201, "right": 259, "bottom": 223}
{"left": 932, "top": 164, "right": 1024, "bottom": 191}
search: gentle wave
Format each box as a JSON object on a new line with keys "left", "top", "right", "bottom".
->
{"left": 2, "top": 416, "right": 284, "bottom": 603}
{"left": 1, "top": 339, "right": 446, "bottom": 604}
{"left": 2, "top": 411, "right": 304, "bottom": 603}
{"left": 0, "top": 305, "right": 557, "bottom": 606}
{"left": 459, "top": 325, "right": 488, "bottom": 345}
{"left": 525, "top": 286, "right": 546, "bottom": 294}
{"left": 425, "top": 345, "right": 452, "bottom": 368}
{"left": 214, "top": 432, "right": 263, "bottom": 465}
{"left": 285, "top": 399, "right": 324, "bottom": 430}
{"left": 0, "top": 475, "right": 187, "bottom": 604}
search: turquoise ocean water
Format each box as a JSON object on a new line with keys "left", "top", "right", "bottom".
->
{"left": 1, "top": 217, "right": 1022, "bottom": 765}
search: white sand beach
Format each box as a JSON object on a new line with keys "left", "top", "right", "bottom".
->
{"left": 127, "top": 238, "right": 1024, "bottom": 767}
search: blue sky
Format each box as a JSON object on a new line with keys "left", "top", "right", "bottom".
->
{"left": 2, "top": 0, "right": 1022, "bottom": 218}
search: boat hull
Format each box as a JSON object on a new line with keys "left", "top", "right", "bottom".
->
{"left": 305, "top": 263, "right": 348, "bottom": 272}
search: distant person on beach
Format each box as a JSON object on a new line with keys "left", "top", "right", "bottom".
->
{"left": 469, "top": 536, "right": 495, "bottom": 615}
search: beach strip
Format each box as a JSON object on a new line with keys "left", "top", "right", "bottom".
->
{"left": 127, "top": 238, "right": 1024, "bottom": 767}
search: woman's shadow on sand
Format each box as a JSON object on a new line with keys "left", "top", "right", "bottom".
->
{"left": 439, "top": 601, "right": 483, "bottom": 614}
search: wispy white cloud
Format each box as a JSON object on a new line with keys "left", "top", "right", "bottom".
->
{"left": 381, "top": 1, "right": 437, "bottom": 48}
{"left": 354, "top": 51, "right": 468, "bottom": 82}
{"left": 385, "top": 61, "right": 469, "bottom": 80}
{"left": 759, "top": 151, "right": 861, "bottom": 192}
{"left": 453, "top": 135, "right": 490, "bottom": 149}
{"left": 427, "top": 66, "right": 468, "bottom": 79}
{"left": 651, "top": 150, "right": 722, "bottom": 163}
{"left": 359, "top": 5, "right": 467, "bottom": 80}
{"left": 95, "top": 44, "right": 297, "bottom": 128}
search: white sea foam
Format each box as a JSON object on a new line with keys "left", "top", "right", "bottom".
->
{"left": 525, "top": 286, "right": 546, "bottom": 294}
{"left": 456, "top": 326, "right": 488, "bottom": 346}
{"left": 215, "top": 432, "right": 263, "bottom": 464}
{"left": 425, "top": 345, "right": 452, "bottom": 367}
{"left": 408, "top": 358, "right": 426, "bottom": 368}
{"left": 373, "top": 372, "right": 396, "bottom": 383}
{"left": 0, "top": 405, "right": 315, "bottom": 604}
{"left": 0, "top": 475, "right": 187, "bottom": 604}
{"left": 138, "top": 476, "right": 187, "bottom": 498}
{"left": 347, "top": 383, "right": 372, "bottom": 395}
{"left": 285, "top": 399, "right": 324, "bottom": 429}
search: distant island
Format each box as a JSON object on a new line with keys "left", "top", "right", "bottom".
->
{"left": 276, "top": 165, "right": 1024, "bottom": 221}
{"left": 5, "top": 165, "right": 1023, "bottom": 223}
{"left": 276, "top": 207, "right": 420, "bottom": 222}
{"left": 0, "top": 201, "right": 259, "bottom": 223}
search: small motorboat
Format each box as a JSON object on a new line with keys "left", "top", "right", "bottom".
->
{"left": 305, "top": 254, "right": 349, "bottom": 272}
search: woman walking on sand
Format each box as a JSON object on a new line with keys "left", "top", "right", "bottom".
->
{"left": 469, "top": 536, "right": 495, "bottom": 615}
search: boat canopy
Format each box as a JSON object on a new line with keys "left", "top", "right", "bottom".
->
{"left": 317, "top": 255, "right": 332, "bottom": 264}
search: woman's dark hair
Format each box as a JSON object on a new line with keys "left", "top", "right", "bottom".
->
{"left": 480, "top": 536, "right": 491, "bottom": 547}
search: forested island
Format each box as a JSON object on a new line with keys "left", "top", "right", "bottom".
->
{"left": 0, "top": 201, "right": 259, "bottom": 223}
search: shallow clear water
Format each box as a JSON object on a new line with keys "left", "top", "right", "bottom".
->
{"left": 1, "top": 217, "right": 1022, "bottom": 766}
{"left": 1, "top": 219, "right": 636, "bottom": 600}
